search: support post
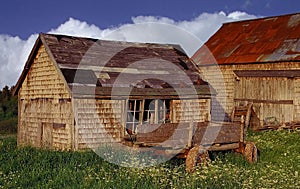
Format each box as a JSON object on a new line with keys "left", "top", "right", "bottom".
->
{"left": 187, "top": 121, "right": 194, "bottom": 148}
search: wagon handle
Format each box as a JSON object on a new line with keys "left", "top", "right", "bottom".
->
{"left": 240, "top": 115, "right": 245, "bottom": 143}
{"left": 238, "top": 115, "right": 246, "bottom": 154}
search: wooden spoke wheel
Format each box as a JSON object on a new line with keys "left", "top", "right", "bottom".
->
{"left": 185, "top": 146, "right": 209, "bottom": 172}
{"left": 244, "top": 142, "right": 258, "bottom": 163}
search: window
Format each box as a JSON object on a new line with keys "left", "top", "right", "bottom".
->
{"left": 125, "top": 99, "right": 170, "bottom": 134}
{"left": 126, "top": 100, "right": 142, "bottom": 135}
{"left": 53, "top": 123, "right": 66, "bottom": 130}
{"left": 143, "top": 99, "right": 170, "bottom": 124}
{"left": 143, "top": 99, "right": 156, "bottom": 124}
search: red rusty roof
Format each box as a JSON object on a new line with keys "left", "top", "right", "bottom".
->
{"left": 192, "top": 12, "right": 300, "bottom": 65}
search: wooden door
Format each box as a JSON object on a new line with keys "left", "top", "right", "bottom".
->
{"left": 42, "top": 123, "right": 53, "bottom": 149}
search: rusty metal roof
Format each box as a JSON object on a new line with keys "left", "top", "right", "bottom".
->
{"left": 192, "top": 12, "right": 300, "bottom": 65}
{"left": 14, "top": 33, "right": 214, "bottom": 98}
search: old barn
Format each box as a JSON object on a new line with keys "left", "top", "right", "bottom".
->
{"left": 192, "top": 12, "right": 300, "bottom": 129}
{"left": 14, "top": 33, "right": 213, "bottom": 150}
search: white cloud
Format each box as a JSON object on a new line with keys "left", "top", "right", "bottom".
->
{"left": 49, "top": 18, "right": 104, "bottom": 39}
{"left": 0, "top": 11, "right": 257, "bottom": 88}
{"left": 227, "top": 11, "right": 256, "bottom": 20}
{"left": 0, "top": 34, "right": 37, "bottom": 88}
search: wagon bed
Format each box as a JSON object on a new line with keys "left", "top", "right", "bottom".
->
{"left": 123, "top": 103, "right": 258, "bottom": 172}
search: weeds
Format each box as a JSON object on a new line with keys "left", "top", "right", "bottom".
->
{"left": 0, "top": 130, "right": 299, "bottom": 188}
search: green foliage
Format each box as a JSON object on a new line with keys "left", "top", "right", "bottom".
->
{"left": 0, "top": 86, "right": 18, "bottom": 134}
{"left": 0, "top": 130, "right": 300, "bottom": 188}
{"left": 0, "top": 117, "right": 17, "bottom": 134}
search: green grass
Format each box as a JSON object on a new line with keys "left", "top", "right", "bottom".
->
{"left": 0, "top": 130, "right": 300, "bottom": 188}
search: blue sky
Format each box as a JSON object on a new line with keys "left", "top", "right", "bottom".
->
{"left": 0, "top": 0, "right": 299, "bottom": 88}
{"left": 0, "top": 0, "right": 299, "bottom": 39}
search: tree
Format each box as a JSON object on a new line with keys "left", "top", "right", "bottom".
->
{"left": 0, "top": 85, "right": 17, "bottom": 120}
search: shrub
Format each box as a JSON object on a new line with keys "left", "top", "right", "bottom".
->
{"left": 0, "top": 117, "right": 17, "bottom": 134}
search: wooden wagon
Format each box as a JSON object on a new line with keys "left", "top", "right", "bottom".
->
{"left": 123, "top": 103, "right": 258, "bottom": 172}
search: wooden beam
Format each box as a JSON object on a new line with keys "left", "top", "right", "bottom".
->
{"left": 234, "top": 98, "right": 293, "bottom": 105}
{"left": 234, "top": 70, "right": 300, "bottom": 78}
{"left": 209, "top": 143, "right": 239, "bottom": 151}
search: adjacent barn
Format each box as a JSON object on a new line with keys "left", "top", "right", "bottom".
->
{"left": 192, "top": 12, "right": 300, "bottom": 129}
{"left": 14, "top": 33, "right": 213, "bottom": 150}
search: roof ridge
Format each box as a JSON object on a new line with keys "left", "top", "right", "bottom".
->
{"left": 41, "top": 32, "right": 181, "bottom": 50}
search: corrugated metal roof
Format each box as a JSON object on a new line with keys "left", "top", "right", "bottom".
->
{"left": 192, "top": 13, "right": 300, "bottom": 65}
{"left": 14, "top": 33, "right": 214, "bottom": 97}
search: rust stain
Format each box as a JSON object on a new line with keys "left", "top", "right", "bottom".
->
{"left": 192, "top": 13, "right": 300, "bottom": 65}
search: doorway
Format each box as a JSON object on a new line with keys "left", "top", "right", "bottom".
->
{"left": 41, "top": 123, "right": 53, "bottom": 149}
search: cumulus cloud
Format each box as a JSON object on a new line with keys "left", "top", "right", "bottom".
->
{"left": 0, "top": 34, "right": 38, "bottom": 89}
{"left": 49, "top": 18, "right": 103, "bottom": 38}
{"left": 0, "top": 11, "right": 257, "bottom": 88}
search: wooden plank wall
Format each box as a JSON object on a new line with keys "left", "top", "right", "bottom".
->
{"left": 235, "top": 77, "right": 294, "bottom": 125}
{"left": 293, "top": 78, "right": 300, "bottom": 121}
{"left": 198, "top": 62, "right": 300, "bottom": 126}
{"left": 18, "top": 44, "right": 73, "bottom": 150}
{"left": 171, "top": 99, "right": 211, "bottom": 123}
{"left": 73, "top": 99, "right": 124, "bottom": 150}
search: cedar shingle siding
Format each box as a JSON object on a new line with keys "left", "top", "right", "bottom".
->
{"left": 14, "top": 33, "right": 213, "bottom": 150}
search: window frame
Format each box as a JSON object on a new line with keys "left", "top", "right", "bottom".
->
{"left": 125, "top": 99, "right": 171, "bottom": 135}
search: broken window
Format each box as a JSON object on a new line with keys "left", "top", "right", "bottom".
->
{"left": 143, "top": 99, "right": 170, "bottom": 124}
{"left": 125, "top": 99, "right": 170, "bottom": 134}
{"left": 143, "top": 99, "right": 156, "bottom": 124}
{"left": 126, "top": 100, "right": 142, "bottom": 135}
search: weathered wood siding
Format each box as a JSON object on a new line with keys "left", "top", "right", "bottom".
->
{"left": 73, "top": 99, "right": 124, "bottom": 150}
{"left": 171, "top": 99, "right": 211, "bottom": 123}
{"left": 294, "top": 78, "right": 300, "bottom": 121}
{"left": 198, "top": 66, "right": 233, "bottom": 121}
{"left": 18, "top": 44, "right": 73, "bottom": 150}
{"left": 235, "top": 77, "right": 294, "bottom": 125}
{"left": 198, "top": 62, "right": 300, "bottom": 126}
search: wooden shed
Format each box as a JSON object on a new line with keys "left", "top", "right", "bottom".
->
{"left": 14, "top": 33, "right": 213, "bottom": 150}
{"left": 192, "top": 12, "right": 300, "bottom": 129}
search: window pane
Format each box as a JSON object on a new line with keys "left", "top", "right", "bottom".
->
{"left": 126, "top": 100, "right": 142, "bottom": 134}
{"left": 143, "top": 99, "right": 156, "bottom": 123}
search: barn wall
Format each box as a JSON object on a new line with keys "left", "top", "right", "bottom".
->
{"left": 294, "top": 78, "right": 300, "bottom": 121}
{"left": 171, "top": 99, "right": 211, "bottom": 123}
{"left": 198, "top": 62, "right": 300, "bottom": 126}
{"left": 18, "top": 44, "right": 73, "bottom": 150}
{"left": 235, "top": 77, "right": 294, "bottom": 125}
{"left": 73, "top": 99, "right": 124, "bottom": 150}
{"left": 198, "top": 66, "right": 234, "bottom": 121}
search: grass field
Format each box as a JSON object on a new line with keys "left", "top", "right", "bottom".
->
{"left": 0, "top": 130, "right": 299, "bottom": 188}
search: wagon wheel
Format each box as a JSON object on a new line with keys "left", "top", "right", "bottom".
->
{"left": 244, "top": 142, "right": 258, "bottom": 163}
{"left": 185, "top": 146, "right": 209, "bottom": 172}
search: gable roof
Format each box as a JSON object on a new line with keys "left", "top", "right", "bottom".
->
{"left": 14, "top": 33, "right": 213, "bottom": 98}
{"left": 192, "top": 12, "right": 300, "bottom": 65}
